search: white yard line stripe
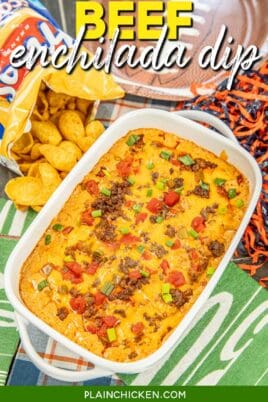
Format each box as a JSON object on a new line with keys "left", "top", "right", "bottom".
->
{"left": 255, "top": 368, "right": 268, "bottom": 385}
{"left": 0, "top": 201, "right": 12, "bottom": 233}
{"left": 0, "top": 354, "right": 13, "bottom": 358}
{"left": 58, "top": 0, "right": 67, "bottom": 33}
{"left": 178, "top": 288, "right": 262, "bottom": 385}
{"left": 9, "top": 209, "right": 27, "bottom": 237}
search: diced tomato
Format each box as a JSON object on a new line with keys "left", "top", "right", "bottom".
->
{"left": 86, "top": 261, "right": 99, "bottom": 275}
{"left": 191, "top": 216, "right": 206, "bottom": 232}
{"left": 81, "top": 211, "right": 94, "bottom": 226}
{"left": 63, "top": 226, "right": 74, "bottom": 235}
{"left": 97, "top": 323, "right": 108, "bottom": 337}
{"left": 86, "top": 325, "right": 98, "bottom": 334}
{"left": 102, "top": 316, "right": 118, "bottom": 328}
{"left": 105, "top": 241, "right": 120, "bottom": 251}
{"left": 125, "top": 200, "right": 134, "bottom": 208}
{"left": 70, "top": 296, "right": 86, "bottom": 314}
{"left": 116, "top": 156, "right": 133, "bottom": 178}
{"left": 65, "top": 262, "right": 83, "bottom": 276}
{"left": 171, "top": 159, "right": 180, "bottom": 166}
{"left": 160, "top": 259, "right": 170, "bottom": 275}
{"left": 163, "top": 191, "right": 180, "bottom": 207}
{"left": 172, "top": 239, "right": 181, "bottom": 250}
{"left": 120, "top": 234, "right": 140, "bottom": 245}
{"left": 135, "top": 212, "right": 148, "bottom": 224}
{"left": 147, "top": 198, "right": 163, "bottom": 214}
{"left": 62, "top": 270, "right": 83, "bottom": 284}
{"left": 142, "top": 251, "right": 152, "bottom": 260}
{"left": 168, "top": 271, "right": 186, "bottom": 288}
{"left": 128, "top": 270, "right": 142, "bottom": 280}
{"left": 85, "top": 180, "right": 99, "bottom": 196}
{"left": 189, "top": 249, "right": 199, "bottom": 260}
{"left": 131, "top": 322, "right": 144, "bottom": 335}
{"left": 94, "top": 292, "right": 106, "bottom": 306}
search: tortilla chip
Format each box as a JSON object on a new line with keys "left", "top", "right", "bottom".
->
{"left": 31, "top": 120, "right": 62, "bottom": 145}
{"left": 58, "top": 110, "right": 85, "bottom": 143}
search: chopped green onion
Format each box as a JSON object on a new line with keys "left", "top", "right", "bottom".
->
{"left": 37, "top": 280, "right": 49, "bottom": 291}
{"left": 228, "top": 188, "right": 237, "bottom": 199}
{"left": 107, "top": 327, "right": 117, "bottom": 342}
{"left": 120, "top": 227, "right": 130, "bottom": 235}
{"left": 156, "top": 181, "right": 166, "bottom": 191}
{"left": 126, "top": 135, "right": 140, "bottom": 146}
{"left": 45, "top": 234, "right": 51, "bottom": 245}
{"left": 200, "top": 181, "right": 210, "bottom": 191}
{"left": 103, "top": 169, "right": 111, "bottom": 178}
{"left": 236, "top": 199, "right": 245, "bottom": 208}
{"left": 160, "top": 151, "right": 172, "bottom": 161}
{"left": 207, "top": 267, "right": 216, "bottom": 277}
{"left": 137, "top": 245, "right": 145, "bottom": 254}
{"left": 162, "top": 293, "right": 173, "bottom": 303}
{"left": 101, "top": 282, "right": 114, "bottom": 296}
{"left": 63, "top": 255, "right": 74, "bottom": 263}
{"left": 92, "top": 210, "right": 102, "bottom": 218}
{"left": 179, "top": 154, "right": 195, "bottom": 166}
{"left": 218, "top": 207, "right": 227, "bottom": 215}
{"left": 175, "top": 187, "right": 184, "bottom": 194}
{"left": 146, "top": 161, "right": 155, "bottom": 170}
{"left": 214, "top": 178, "right": 226, "bottom": 186}
{"left": 141, "top": 270, "right": 150, "bottom": 278}
{"left": 162, "top": 283, "right": 170, "bottom": 294}
{"left": 101, "top": 187, "right": 111, "bottom": 197}
{"left": 133, "top": 204, "right": 142, "bottom": 213}
{"left": 188, "top": 229, "right": 199, "bottom": 239}
{"left": 146, "top": 189, "right": 153, "bottom": 197}
{"left": 127, "top": 177, "right": 135, "bottom": 185}
{"left": 165, "top": 239, "right": 175, "bottom": 248}
{"left": 156, "top": 216, "right": 164, "bottom": 224}
{"left": 52, "top": 224, "right": 63, "bottom": 232}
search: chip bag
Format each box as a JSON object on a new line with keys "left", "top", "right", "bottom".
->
{"left": 0, "top": 0, "right": 124, "bottom": 209}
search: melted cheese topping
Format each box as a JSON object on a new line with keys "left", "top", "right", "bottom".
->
{"left": 20, "top": 129, "right": 249, "bottom": 362}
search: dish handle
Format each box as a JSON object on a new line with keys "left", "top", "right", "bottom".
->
{"left": 173, "top": 110, "right": 238, "bottom": 144}
{"left": 15, "top": 313, "right": 114, "bottom": 383}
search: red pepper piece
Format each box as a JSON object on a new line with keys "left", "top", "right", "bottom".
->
{"left": 135, "top": 212, "right": 148, "bottom": 224}
{"left": 87, "top": 325, "right": 98, "bottom": 334}
{"left": 85, "top": 180, "right": 99, "bottom": 196}
{"left": 147, "top": 198, "right": 163, "bottom": 214}
{"left": 160, "top": 259, "right": 170, "bottom": 275}
{"left": 70, "top": 296, "right": 86, "bottom": 314}
{"left": 120, "top": 234, "right": 140, "bottom": 245}
{"left": 94, "top": 292, "right": 106, "bottom": 306}
{"left": 116, "top": 156, "right": 133, "bottom": 178}
{"left": 163, "top": 191, "right": 180, "bottom": 207}
{"left": 191, "top": 216, "right": 206, "bottom": 232}
{"left": 167, "top": 271, "right": 186, "bottom": 287}
{"left": 86, "top": 261, "right": 99, "bottom": 275}
{"left": 128, "top": 270, "right": 142, "bottom": 280}
{"left": 131, "top": 322, "right": 144, "bottom": 335}
{"left": 172, "top": 239, "right": 181, "bottom": 250}
{"left": 142, "top": 251, "right": 152, "bottom": 260}
{"left": 65, "top": 262, "right": 83, "bottom": 276}
{"left": 81, "top": 211, "right": 94, "bottom": 226}
{"left": 63, "top": 226, "right": 74, "bottom": 235}
{"left": 102, "top": 316, "right": 118, "bottom": 328}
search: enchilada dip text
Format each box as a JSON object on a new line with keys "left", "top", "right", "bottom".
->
{"left": 20, "top": 128, "right": 249, "bottom": 362}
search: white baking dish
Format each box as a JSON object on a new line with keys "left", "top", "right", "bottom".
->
{"left": 4, "top": 109, "right": 262, "bottom": 382}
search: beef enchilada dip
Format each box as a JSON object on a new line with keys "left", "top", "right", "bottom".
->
{"left": 20, "top": 128, "right": 249, "bottom": 362}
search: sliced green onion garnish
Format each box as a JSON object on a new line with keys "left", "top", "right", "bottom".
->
{"left": 179, "top": 154, "right": 195, "bottom": 166}
{"left": 137, "top": 245, "right": 145, "bottom": 254}
{"left": 207, "top": 267, "right": 216, "bottom": 277}
{"left": 141, "top": 270, "right": 150, "bottom": 278}
{"left": 52, "top": 224, "right": 63, "bottom": 232}
{"left": 126, "top": 135, "right": 140, "bottom": 146}
{"left": 128, "top": 177, "right": 135, "bottom": 185}
{"left": 37, "top": 280, "right": 49, "bottom": 291}
{"left": 120, "top": 227, "right": 130, "bottom": 235}
{"left": 162, "top": 283, "right": 170, "bottom": 294}
{"left": 188, "top": 229, "right": 199, "bottom": 239}
{"left": 45, "top": 234, "right": 51, "bottom": 245}
{"left": 103, "top": 169, "right": 111, "bottom": 178}
{"left": 63, "top": 255, "right": 74, "bottom": 263}
{"left": 200, "top": 181, "right": 210, "bottom": 191}
{"left": 214, "top": 178, "right": 226, "bottom": 186}
{"left": 165, "top": 239, "right": 175, "bottom": 248}
{"left": 160, "top": 151, "right": 172, "bottom": 161}
{"left": 146, "top": 189, "right": 153, "bottom": 197}
{"left": 101, "top": 282, "right": 114, "bottom": 296}
{"left": 228, "top": 188, "right": 237, "bottom": 199}
{"left": 146, "top": 161, "right": 155, "bottom": 170}
{"left": 236, "top": 199, "right": 245, "bottom": 208}
{"left": 156, "top": 181, "right": 166, "bottom": 191}
{"left": 162, "top": 293, "right": 173, "bottom": 303}
{"left": 156, "top": 216, "right": 164, "bottom": 224}
{"left": 101, "top": 187, "right": 111, "bottom": 197}
{"left": 175, "top": 187, "right": 184, "bottom": 194}
{"left": 107, "top": 327, "right": 117, "bottom": 342}
{"left": 133, "top": 204, "right": 142, "bottom": 213}
{"left": 92, "top": 210, "right": 102, "bottom": 218}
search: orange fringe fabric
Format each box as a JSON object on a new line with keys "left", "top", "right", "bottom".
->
{"left": 177, "top": 61, "right": 268, "bottom": 286}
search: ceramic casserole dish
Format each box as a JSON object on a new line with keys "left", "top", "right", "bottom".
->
{"left": 4, "top": 109, "right": 262, "bottom": 382}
